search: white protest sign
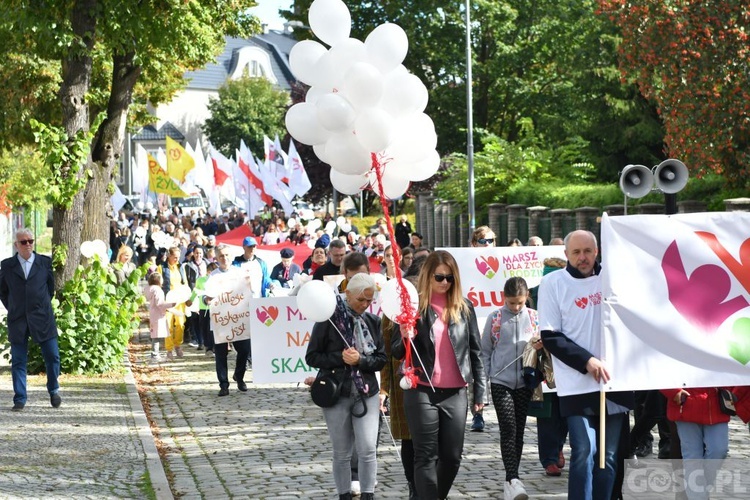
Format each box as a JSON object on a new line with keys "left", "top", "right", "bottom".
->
{"left": 209, "top": 269, "right": 253, "bottom": 344}
{"left": 444, "top": 246, "right": 566, "bottom": 328}
{"left": 250, "top": 291, "right": 384, "bottom": 384}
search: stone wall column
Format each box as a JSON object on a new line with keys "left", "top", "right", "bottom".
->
{"left": 724, "top": 197, "right": 750, "bottom": 212}
{"left": 527, "top": 206, "right": 549, "bottom": 240}
{"left": 676, "top": 200, "right": 707, "bottom": 213}
{"left": 575, "top": 207, "right": 599, "bottom": 230}
{"left": 603, "top": 204, "right": 625, "bottom": 216}
{"left": 506, "top": 204, "right": 527, "bottom": 242}
{"left": 550, "top": 208, "right": 573, "bottom": 240}
{"left": 487, "top": 203, "right": 507, "bottom": 244}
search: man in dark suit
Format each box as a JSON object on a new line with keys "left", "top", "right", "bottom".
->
{"left": 0, "top": 228, "right": 61, "bottom": 411}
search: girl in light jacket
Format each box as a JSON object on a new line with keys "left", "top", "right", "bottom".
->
{"left": 481, "top": 277, "right": 541, "bottom": 500}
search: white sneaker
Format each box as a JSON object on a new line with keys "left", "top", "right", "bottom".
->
{"left": 350, "top": 480, "right": 361, "bottom": 496}
{"left": 504, "top": 479, "right": 528, "bottom": 500}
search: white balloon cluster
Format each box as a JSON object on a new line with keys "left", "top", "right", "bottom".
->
{"left": 285, "top": 0, "right": 440, "bottom": 200}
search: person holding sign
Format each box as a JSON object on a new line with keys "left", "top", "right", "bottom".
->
{"left": 392, "top": 250, "right": 486, "bottom": 500}
{"left": 537, "top": 230, "right": 634, "bottom": 500}
{"left": 208, "top": 244, "right": 251, "bottom": 397}
{"left": 305, "top": 274, "right": 387, "bottom": 500}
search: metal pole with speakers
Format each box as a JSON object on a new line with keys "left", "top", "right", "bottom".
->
{"left": 619, "top": 159, "right": 688, "bottom": 216}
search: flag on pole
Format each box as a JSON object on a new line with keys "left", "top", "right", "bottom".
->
{"left": 233, "top": 149, "right": 265, "bottom": 218}
{"left": 148, "top": 153, "right": 188, "bottom": 197}
{"left": 258, "top": 155, "right": 295, "bottom": 215}
{"left": 287, "top": 140, "right": 312, "bottom": 197}
{"left": 166, "top": 136, "right": 195, "bottom": 184}
{"left": 239, "top": 140, "right": 273, "bottom": 206}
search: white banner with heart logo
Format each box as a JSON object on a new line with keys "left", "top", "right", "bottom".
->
{"left": 601, "top": 212, "right": 750, "bottom": 392}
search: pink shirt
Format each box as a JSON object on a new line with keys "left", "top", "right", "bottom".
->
{"left": 426, "top": 292, "right": 465, "bottom": 389}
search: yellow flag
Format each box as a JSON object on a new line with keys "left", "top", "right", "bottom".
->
{"left": 166, "top": 136, "right": 195, "bottom": 183}
{"left": 148, "top": 154, "right": 188, "bottom": 196}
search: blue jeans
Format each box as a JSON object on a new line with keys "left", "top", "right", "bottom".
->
{"left": 676, "top": 421, "right": 728, "bottom": 500}
{"left": 567, "top": 412, "right": 625, "bottom": 500}
{"left": 11, "top": 336, "right": 60, "bottom": 405}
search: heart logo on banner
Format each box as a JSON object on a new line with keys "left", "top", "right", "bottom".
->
{"left": 475, "top": 256, "right": 499, "bottom": 279}
{"left": 728, "top": 317, "right": 750, "bottom": 365}
{"left": 256, "top": 306, "right": 280, "bottom": 326}
{"left": 575, "top": 297, "right": 588, "bottom": 309}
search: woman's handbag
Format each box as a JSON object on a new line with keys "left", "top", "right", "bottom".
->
{"left": 718, "top": 388, "right": 737, "bottom": 416}
{"left": 310, "top": 370, "right": 343, "bottom": 408}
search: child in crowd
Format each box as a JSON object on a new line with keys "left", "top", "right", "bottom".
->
{"left": 661, "top": 387, "right": 731, "bottom": 499}
{"left": 481, "top": 277, "right": 541, "bottom": 500}
{"left": 144, "top": 272, "right": 175, "bottom": 363}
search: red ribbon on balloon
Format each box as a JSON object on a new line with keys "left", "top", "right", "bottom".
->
{"left": 371, "top": 153, "right": 419, "bottom": 388}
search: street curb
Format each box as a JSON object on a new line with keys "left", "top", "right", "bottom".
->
{"left": 123, "top": 355, "right": 174, "bottom": 500}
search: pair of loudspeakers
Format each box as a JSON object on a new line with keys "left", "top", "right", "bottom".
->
{"left": 619, "top": 159, "right": 688, "bottom": 199}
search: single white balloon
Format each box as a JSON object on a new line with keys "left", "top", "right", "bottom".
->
{"left": 380, "top": 278, "right": 419, "bottom": 323}
{"left": 340, "top": 62, "right": 384, "bottom": 109}
{"left": 370, "top": 170, "right": 410, "bottom": 200}
{"left": 286, "top": 102, "right": 332, "bottom": 146}
{"left": 316, "top": 93, "right": 356, "bottom": 132}
{"left": 308, "top": 0, "right": 351, "bottom": 46}
{"left": 325, "top": 132, "right": 372, "bottom": 175}
{"left": 289, "top": 40, "right": 328, "bottom": 86}
{"left": 380, "top": 72, "right": 429, "bottom": 118}
{"left": 354, "top": 108, "right": 394, "bottom": 152}
{"left": 330, "top": 169, "right": 367, "bottom": 195}
{"left": 365, "top": 23, "right": 409, "bottom": 73}
{"left": 296, "top": 280, "right": 338, "bottom": 322}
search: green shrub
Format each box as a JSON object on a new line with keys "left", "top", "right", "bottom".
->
{"left": 0, "top": 257, "right": 145, "bottom": 374}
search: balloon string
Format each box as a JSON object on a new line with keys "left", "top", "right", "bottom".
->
{"left": 371, "top": 153, "right": 417, "bottom": 371}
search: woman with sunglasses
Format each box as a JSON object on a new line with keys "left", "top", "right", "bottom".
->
{"left": 471, "top": 225, "right": 496, "bottom": 247}
{"left": 305, "top": 273, "right": 387, "bottom": 500}
{"left": 392, "top": 250, "right": 486, "bottom": 500}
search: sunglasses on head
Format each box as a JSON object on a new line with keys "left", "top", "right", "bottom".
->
{"left": 433, "top": 273, "right": 454, "bottom": 283}
{"left": 17, "top": 239, "right": 34, "bottom": 246}
{"left": 477, "top": 237, "right": 495, "bottom": 245}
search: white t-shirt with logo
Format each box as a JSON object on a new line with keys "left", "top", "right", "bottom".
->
{"left": 538, "top": 269, "right": 603, "bottom": 397}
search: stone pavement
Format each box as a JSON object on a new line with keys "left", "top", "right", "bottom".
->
{"left": 2, "top": 330, "right": 750, "bottom": 499}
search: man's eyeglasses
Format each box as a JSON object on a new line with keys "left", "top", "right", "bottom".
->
{"left": 477, "top": 238, "right": 494, "bottom": 245}
{"left": 17, "top": 239, "right": 34, "bottom": 246}
{"left": 433, "top": 274, "right": 454, "bottom": 283}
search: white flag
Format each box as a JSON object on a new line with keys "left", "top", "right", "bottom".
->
{"left": 287, "top": 140, "right": 311, "bottom": 197}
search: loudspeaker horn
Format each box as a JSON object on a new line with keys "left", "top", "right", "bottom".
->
{"left": 619, "top": 164, "right": 653, "bottom": 199}
{"left": 653, "top": 159, "right": 688, "bottom": 194}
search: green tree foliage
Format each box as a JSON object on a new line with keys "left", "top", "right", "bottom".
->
{"left": 0, "top": 259, "right": 145, "bottom": 374}
{"left": 203, "top": 76, "right": 289, "bottom": 158}
{"left": 0, "top": 0, "right": 260, "bottom": 289}
{"left": 0, "top": 147, "right": 51, "bottom": 212}
{"left": 598, "top": 0, "right": 750, "bottom": 186}
{"left": 435, "top": 123, "right": 595, "bottom": 210}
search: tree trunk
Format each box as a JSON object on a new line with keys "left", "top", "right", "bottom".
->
{"left": 53, "top": 0, "right": 97, "bottom": 291}
{"left": 82, "top": 52, "right": 141, "bottom": 244}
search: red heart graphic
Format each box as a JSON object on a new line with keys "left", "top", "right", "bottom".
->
{"left": 696, "top": 232, "right": 750, "bottom": 295}
{"left": 485, "top": 256, "right": 500, "bottom": 273}
{"left": 266, "top": 306, "right": 279, "bottom": 321}
{"left": 575, "top": 297, "right": 588, "bottom": 309}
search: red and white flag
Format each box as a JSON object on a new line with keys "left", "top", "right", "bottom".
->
{"left": 239, "top": 140, "right": 273, "bottom": 207}
{"left": 287, "top": 140, "right": 311, "bottom": 198}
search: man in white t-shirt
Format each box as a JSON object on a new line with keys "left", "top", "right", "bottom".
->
{"left": 538, "top": 230, "right": 634, "bottom": 500}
